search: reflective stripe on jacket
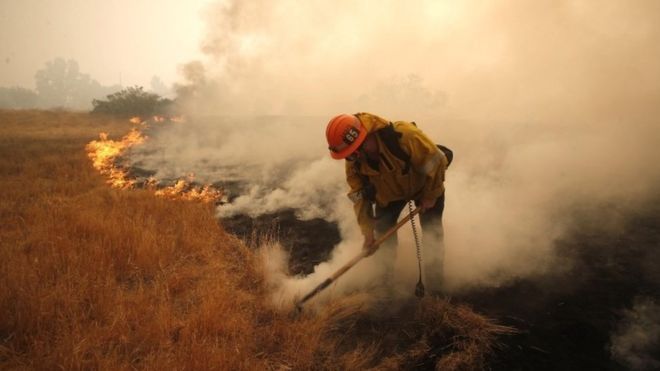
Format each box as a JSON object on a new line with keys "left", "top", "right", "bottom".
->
{"left": 345, "top": 112, "right": 447, "bottom": 237}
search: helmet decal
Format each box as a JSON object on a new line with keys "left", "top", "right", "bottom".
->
{"left": 343, "top": 127, "right": 360, "bottom": 144}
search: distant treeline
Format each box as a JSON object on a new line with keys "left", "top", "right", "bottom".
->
{"left": 0, "top": 58, "right": 172, "bottom": 116}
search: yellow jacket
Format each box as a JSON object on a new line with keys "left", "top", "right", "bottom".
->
{"left": 345, "top": 112, "right": 448, "bottom": 237}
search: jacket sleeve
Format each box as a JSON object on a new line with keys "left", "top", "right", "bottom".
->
{"left": 401, "top": 125, "right": 447, "bottom": 202}
{"left": 345, "top": 160, "right": 375, "bottom": 237}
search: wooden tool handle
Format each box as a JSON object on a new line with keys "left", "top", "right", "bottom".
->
{"left": 296, "top": 207, "right": 421, "bottom": 308}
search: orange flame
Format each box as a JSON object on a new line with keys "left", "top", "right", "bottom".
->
{"left": 86, "top": 117, "right": 222, "bottom": 203}
{"left": 154, "top": 180, "right": 223, "bottom": 203}
{"left": 85, "top": 129, "right": 145, "bottom": 189}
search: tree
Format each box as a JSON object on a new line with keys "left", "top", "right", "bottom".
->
{"left": 34, "top": 58, "right": 118, "bottom": 110}
{"left": 91, "top": 86, "right": 173, "bottom": 116}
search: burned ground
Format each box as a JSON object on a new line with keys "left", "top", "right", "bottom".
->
{"left": 467, "top": 201, "right": 660, "bottom": 370}
{"left": 221, "top": 209, "right": 341, "bottom": 275}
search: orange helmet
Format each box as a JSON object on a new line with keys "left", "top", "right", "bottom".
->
{"left": 325, "top": 114, "right": 367, "bottom": 159}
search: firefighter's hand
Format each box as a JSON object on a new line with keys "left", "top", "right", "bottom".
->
{"left": 362, "top": 233, "right": 377, "bottom": 256}
{"left": 419, "top": 197, "right": 437, "bottom": 212}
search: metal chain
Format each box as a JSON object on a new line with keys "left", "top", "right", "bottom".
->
{"left": 409, "top": 200, "right": 423, "bottom": 281}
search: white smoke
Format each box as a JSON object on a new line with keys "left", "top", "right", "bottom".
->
{"left": 216, "top": 156, "right": 345, "bottom": 220}
{"left": 610, "top": 297, "right": 660, "bottom": 370}
{"left": 123, "top": 1, "right": 660, "bottom": 302}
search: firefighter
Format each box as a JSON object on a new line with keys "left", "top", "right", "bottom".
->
{"left": 325, "top": 112, "right": 449, "bottom": 291}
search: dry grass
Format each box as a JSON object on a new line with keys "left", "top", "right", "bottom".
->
{"left": 0, "top": 110, "right": 513, "bottom": 370}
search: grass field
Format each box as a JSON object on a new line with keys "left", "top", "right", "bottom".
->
{"left": 0, "top": 110, "right": 509, "bottom": 370}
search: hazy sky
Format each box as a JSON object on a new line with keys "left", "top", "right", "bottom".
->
{"left": 0, "top": 0, "right": 212, "bottom": 89}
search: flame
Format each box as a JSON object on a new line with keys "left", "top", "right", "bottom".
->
{"left": 86, "top": 117, "right": 222, "bottom": 203}
{"left": 129, "top": 116, "right": 143, "bottom": 124}
{"left": 154, "top": 180, "right": 223, "bottom": 203}
{"left": 85, "top": 129, "right": 145, "bottom": 189}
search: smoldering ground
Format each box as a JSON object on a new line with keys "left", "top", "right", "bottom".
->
{"left": 122, "top": 2, "right": 660, "bottom": 363}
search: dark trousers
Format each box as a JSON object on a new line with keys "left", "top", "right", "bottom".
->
{"left": 373, "top": 193, "right": 445, "bottom": 290}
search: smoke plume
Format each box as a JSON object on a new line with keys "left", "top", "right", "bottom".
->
{"left": 126, "top": 1, "right": 660, "bottom": 302}
{"left": 610, "top": 297, "right": 660, "bottom": 370}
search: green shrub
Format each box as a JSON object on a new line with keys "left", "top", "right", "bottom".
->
{"left": 91, "top": 86, "right": 173, "bottom": 116}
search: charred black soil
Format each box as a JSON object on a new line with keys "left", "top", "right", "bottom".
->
{"left": 221, "top": 209, "right": 341, "bottom": 275}
{"left": 456, "top": 201, "right": 660, "bottom": 370}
